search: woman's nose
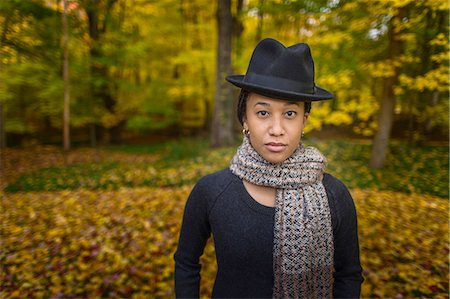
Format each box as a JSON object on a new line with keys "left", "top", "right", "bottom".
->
{"left": 269, "top": 117, "right": 284, "bottom": 136}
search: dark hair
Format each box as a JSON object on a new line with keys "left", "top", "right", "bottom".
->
{"left": 237, "top": 89, "right": 312, "bottom": 125}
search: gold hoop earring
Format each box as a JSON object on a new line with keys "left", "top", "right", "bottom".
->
{"left": 242, "top": 123, "right": 250, "bottom": 136}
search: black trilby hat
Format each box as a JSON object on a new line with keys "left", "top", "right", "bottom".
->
{"left": 226, "top": 38, "right": 333, "bottom": 101}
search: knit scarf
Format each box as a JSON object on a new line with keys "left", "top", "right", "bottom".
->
{"left": 230, "top": 136, "right": 334, "bottom": 299}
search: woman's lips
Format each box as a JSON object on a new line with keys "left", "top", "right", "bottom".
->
{"left": 265, "top": 142, "right": 287, "bottom": 153}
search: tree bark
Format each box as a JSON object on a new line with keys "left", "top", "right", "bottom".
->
{"left": 211, "top": 0, "right": 234, "bottom": 147}
{"left": 62, "top": 0, "right": 70, "bottom": 151}
{"left": 423, "top": 10, "right": 445, "bottom": 138}
{"left": 369, "top": 7, "right": 407, "bottom": 169}
{"left": 255, "top": 0, "right": 265, "bottom": 42}
{"left": 233, "top": 0, "right": 245, "bottom": 59}
{"left": 0, "top": 12, "right": 12, "bottom": 149}
{"left": 85, "top": 0, "right": 122, "bottom": 144}
{"left": 232, "top": 0, "right": 245, "bottom": 132}
{"left": 0, "top": 102, "right": 5, "bottom": 149}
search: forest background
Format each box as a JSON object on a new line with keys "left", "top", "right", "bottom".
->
{"left": 1, "top": 0, "right": 448, "bottom": 155}
{"left": 1, "top": 0, "right": 449, "bottom": 298}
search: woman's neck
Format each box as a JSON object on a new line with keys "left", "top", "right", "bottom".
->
{"left": 243, "top": 179, "right": 276, "bottom": 207}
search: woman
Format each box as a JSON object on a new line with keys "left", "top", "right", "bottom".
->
{"left": 174, "top": 38, "right": 363, "bottom": 299}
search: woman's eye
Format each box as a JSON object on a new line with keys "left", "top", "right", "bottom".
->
{"left": 285, "top": 111, "right": 297, "bottom": 118}
{"left": 257, "top": 111, "right": 269, "bottom": 117}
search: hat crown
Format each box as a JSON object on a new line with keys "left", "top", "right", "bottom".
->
{"left": 226, "top": 38, "right": 333, "bottom": 101}
{"left": 247, "top": 39, "right": 315, "bottom": 85}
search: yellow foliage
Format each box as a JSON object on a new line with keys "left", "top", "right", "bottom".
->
{"left": 310, "top": 31, "right": 353, "bottom": 49}
{"left": 431, "top": 52, "right": 449, "bottom": 63}
{"left": 325, "top": 111, "right": 353, "bottom": 126}
{"left": 101, "top": 112, "right": 123, "bottom": 128}
{"left": 426, "top": 0, "right": 450, "bottom": 10}
{"left": 430, "top": 33, "right": 449, "bottom": 47}
{"left": 399, "top": 74, "right": 414, "bottom": 86}
{"left": 397, "top": 33, "right": 416, "bottom": 42}
{"left": 365, "top": 61, "right": 396, "bottom": 78}
{"left": 386, "top": 0, "right": 414, "bottom": 8}
{"left": 394, "top": 86, "right": 404, "bottom": 95}
{"left": 415, "top": 66, "right": 449, "bottom": 92}
{"left": 398, "top": 54, "right": 420, "bottom": 64}
{"left": 319, "top": 70, "right": 353, "bottom": 89}
{"left": 304, "top": 102, "right": 331, "bottom": 133}
{"left": 341, "top": 2, "right": 359, "bottom": 11}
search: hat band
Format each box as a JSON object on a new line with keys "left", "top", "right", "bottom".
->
{"left": 244, "top": 73, "right": 315, "bottom": 94}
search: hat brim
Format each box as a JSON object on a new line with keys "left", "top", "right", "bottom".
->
{"left": 226, "top": 75, "right": 333, "bottom": 101}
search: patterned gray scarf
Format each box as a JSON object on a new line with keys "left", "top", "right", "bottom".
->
{"left": 230, "top": 136, "right": 334, "bottom": 299}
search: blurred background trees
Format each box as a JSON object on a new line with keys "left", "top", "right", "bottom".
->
{"left": 0, "top": 0, "right": 448, "bottom": 162}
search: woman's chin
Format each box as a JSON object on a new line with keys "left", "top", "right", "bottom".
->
{"left": 261, "top": 152, "right": 289, "bottom": 164}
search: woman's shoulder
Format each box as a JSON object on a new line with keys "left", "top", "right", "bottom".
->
{"left": 194, "top": 168, "right": 237, "bottom": 196}
{"left": 323, "top": 173, "right": 349, "bottom": 194}
{"left": 322, "top": 173, "right": 355, "bottom": 210}
{"left": 323, "top": 173, "right": 357, "bottom": 239}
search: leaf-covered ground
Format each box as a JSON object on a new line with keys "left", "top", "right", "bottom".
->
{"left": 1, "top": 138, "right": 449, "bottom": 298}
{"left": 3, "top": 138, "right": 448, "bottom": 198}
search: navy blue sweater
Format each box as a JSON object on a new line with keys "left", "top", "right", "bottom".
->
{"left": 174, "top": 169, "right": 363, "bottom": 298}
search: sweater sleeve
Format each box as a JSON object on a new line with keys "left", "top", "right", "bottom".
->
{"left": 174, "top": 179, "right": 212, "bottom": 298}
{"left": 324, "top": 174, "right": 364, "bottom": 299}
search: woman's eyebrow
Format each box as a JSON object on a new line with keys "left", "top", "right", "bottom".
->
{"left": 254, "top": 101, "right": 270, "bottom": 107}
{"left": 284, "top": 102, "right": 300, "bottom": 107}
{"left": 253, "top": 101, "right": 299, "bottom": 107}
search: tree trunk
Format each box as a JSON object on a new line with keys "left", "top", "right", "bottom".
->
{"left": 109, "top": 121, "right": 125, "bottom": 144}
{"left": 0, "top": 11, "right": 12, "bottom": 149}
{"left": 85, "top": 0, "right": 121, "bottom": 145}
{"left": 256, "top": 0, "right": 264, "bottom": 42}
{"left": 424, "top": 91, "right": 439, "bottom": 136}
{"left": 211, "top": 0, "right": 234, "bottom": 147}
{"left": 232, "top": 0, "right": 245, "bottom": 132}
{"left": 369, "top": 7, "right": 407, "bottom": 169}
{"left": 422, "top": 10, "right": 445, "bottom": 139}
{"left": 62, "top": 0, "right": 70, "bottom": 151}
{"left": 369, "top": 76, "right": 397, "bottom": 168}
{"left": 233, "top": 0, "right": 245, "bottom": 60}
{"left": 89, "top": 124, "right": 97, "bottom": 147}
{"left": 0, "top": 102, "right": 5, "bottom": 149}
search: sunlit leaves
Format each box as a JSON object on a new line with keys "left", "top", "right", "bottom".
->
{"left": 2, "top": 186, "right": 190, "bottom": 298}
{"left": 4, "top": 139, "right": 448, "bottom": 198}
{"left": 354, "top": 189, "right": 449, "bottom": 298}
{"left": 2, "top": 185, "right": 447, "bottom": 298}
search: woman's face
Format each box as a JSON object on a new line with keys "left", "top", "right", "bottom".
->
{"left": 244, "top": 93, "right": 307, "bottom": 164}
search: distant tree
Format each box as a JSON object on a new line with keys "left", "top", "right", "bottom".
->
{"left": 211, "top": 0, "right": 234, "bottom": 147}
{"left": 369, "top": 5, "right": 408, "bottom": 169}
{"left": 80, "top": 0, "right": 126, "bottom": 145}
{"left": 0, "top": 2, "right": 9, "bottom": 148}
{"left": 0, "top": 0, "right": 62, "bottom": 145}
{"left": 62, "top": 0, "right": 70, "bottom": 151}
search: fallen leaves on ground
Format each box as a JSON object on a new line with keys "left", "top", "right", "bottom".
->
{"left": 2, "top": 187, "right": 188, "bottom": 298}
{"left": 4, "top": 140, "right": 449, "bottom": 198}
{"left": 1, "top": 145, "right": 160, "bottom": 189}
{"left": 353, "top": 189, "right": 449, "bottom": 299}
{"left": 1, "top": 187, "right": 448, "bottom": 298}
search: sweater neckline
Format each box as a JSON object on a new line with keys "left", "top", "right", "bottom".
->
{"left": 230, "top": 173, "right": 275, "bottom": 216}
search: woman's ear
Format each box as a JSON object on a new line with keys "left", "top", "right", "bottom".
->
{"left": 303, "top": 113, "right": 309, "bottom": 126}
